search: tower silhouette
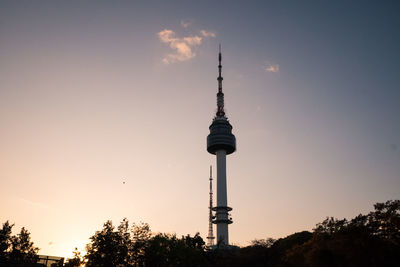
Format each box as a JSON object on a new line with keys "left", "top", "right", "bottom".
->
{"left": 207, "top": 46, "right": 236, "bottom": 247}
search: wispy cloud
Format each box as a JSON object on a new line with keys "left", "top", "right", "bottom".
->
{"left": 183, "top": 36, "right": 202, "bottom": 45}
{"left": 180, "top": 20, "right": 192, "bottom": 28}
{"left": 265, "top": 64, "right": 280, "bottom": 73}
{"left": 19, "top": 197, "right": 49, "bottom": 209}
{"left": 158, "top": 28, "right": 216, "bottom": 64}
{"left": 200, "top": 30, "right": 216, "bottom": 38}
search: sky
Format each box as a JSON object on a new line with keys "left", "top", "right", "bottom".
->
{"left": 1, "top": 0, "right": 400, "bottom": 259}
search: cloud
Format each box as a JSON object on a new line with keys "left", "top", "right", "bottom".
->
{"left": 265, "top": 64, "right": 279, "bottom": 73}
{"left": 183, "top": 36, "right": 202, "bottom": 45}
{"left": 19, "top": 197, "right": 49, "bottom": 209}
{"left": 158, "top": 28, "right": 216, "bottom": 64}
{"left": 158, "top": 29, "right": 175, "bottom": 43}
{"left": 180, "top": 20, "right": 192, "bottom": 28}
{"left": 200, "top": 30, "right": 216, "bottom": 38}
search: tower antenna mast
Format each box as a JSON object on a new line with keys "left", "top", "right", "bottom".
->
{"left": 207, "top": 165, "right": 215, "bottom": 247}
{"left": 216, "top": 44, "right": 225, "bottom": 117}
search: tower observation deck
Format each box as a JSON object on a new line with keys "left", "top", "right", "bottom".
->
{"left": 207, "top": 47, "right": 236, "bottom": 247}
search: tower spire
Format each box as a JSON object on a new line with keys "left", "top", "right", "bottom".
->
{"left": 216, "top": 45, "right": 225, "bottom": 117}
{"left": 207, "top": 165, "right": 215, "bottom": 247}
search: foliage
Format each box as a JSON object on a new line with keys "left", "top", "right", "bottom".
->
{"left": 130, "top": 221, "right": 151, "bottom": 266}
{"left": 2, "top": 199, "right": 399, "bottom": 266}
{"left": 267, "top": 231, "right": 313, "bottom": 266}
{"left": 84, "top": 219, "right": 152, "bottom": 267}
{"left": 85, "top": 219, "right": 129, "bottom": 267}
{"left": 0, "top": 221, "right": 13, "bottom": 263}
{"left": 144, "top": 233, "right": 206, "bottom": 267}
{"left": 64, "top": 248, "right": 82, "bottom": 267}
{"left": 283, "top": 200, "right": 400, "bottom": 267}
{"left": 250, "top": 238, "right": 276, "bottom": 248}
{"left": 369, "top": 199, "right": 400, "bottom": 244}
{"left": 0, "top": 221, "right": 39, "bottom": 266}
{"left": 84, "top": 219, "right": 207, "bottom": 267}
{"left": 80, "top": 200, "right": 399, "bottom": 266}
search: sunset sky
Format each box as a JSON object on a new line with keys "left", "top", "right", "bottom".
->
{"left": 1, "top": 0, "right": 399, "bottom": 258}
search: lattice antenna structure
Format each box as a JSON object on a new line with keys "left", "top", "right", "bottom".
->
{"left": 206, "top": 165, "right": 215, "bottom": 247}
{"left": 216, "top": 44, "right": 225, "bottom": 117}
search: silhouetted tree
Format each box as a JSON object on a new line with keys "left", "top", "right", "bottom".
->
{"left": 250, "top": 238, "right": 276, "bottom": 248}
{"left": 64, "top": 248, "right": 82, "bottom": 267}
{"left": 80, "top": 200, "right": 399, "bottom": 266}
{"left": 85, "top": 220, "right": 126, "bottom": 267}
{"left": 84, "top": 219, "right": 209, "bottom": 267}
{"left": 283, "top": 200, "right": 400, "bottom": 267}
{"left": 130, "top": 222, "right": 151, "bottom": 267}
{"left": 9, "top": 227, "right": 39, "bottom": 265}
{"left": 368, "top": 199, "right": 400, "bottom": 244}
{"left": 267, "top": 231, "right": 312, "bottom": 266}
{"left": 144, "top": 233, "right": 207, "bottom": 267}
{"left": 0, "top": 221, "right": 13, "bottom": 263}
{"left": 84, "top": 219, "right": 152, "bottom": 267}
{"left": 0, "top": 221, "right": 39, "bottom": 266}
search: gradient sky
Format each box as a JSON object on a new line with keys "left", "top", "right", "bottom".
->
{"left": 1, "top": 0, "right": 399, "bottom": 258}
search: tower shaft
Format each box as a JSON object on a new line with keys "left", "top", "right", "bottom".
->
{"left": 216, "top": 150, "right": 227, "bottom": 207}
{"left": 216, "top": 150, "right": 229, "bottom": 244}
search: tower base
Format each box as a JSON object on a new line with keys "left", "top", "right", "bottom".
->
{"left": 207, "top": 244, "right": 240, "bottom": 250}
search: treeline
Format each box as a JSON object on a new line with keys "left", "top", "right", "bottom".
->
{"left": 0, "top": 222, "right": 39, "bottom": 266}
{"left": 1, "top": 200, "right": 399, "bottom": 266}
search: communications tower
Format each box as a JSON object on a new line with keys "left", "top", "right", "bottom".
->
{"left": 207, "top": 47, "right": 236, "bottom": 247}
{"left": 206, "top": 165, "right": 215, "bottom": 247}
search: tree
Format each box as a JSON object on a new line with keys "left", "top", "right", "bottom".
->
{"left": 130, "top": 222, "right": 151, "bottom": 267}
{"left": 85, "top": 220, "right": 126, "bottom": 267}
{"left": 250, "top": 238, "right": 276, "bottom": 248}
{"left": 80, "top": 200, "right": 399, "bottom": 267}
{"left": 84, "top": 220, "right": 208, "bottom": 266}
{"left": 283, "top": 200, "right": 400, "bottom": 267}
{"left": 368, "top": 200, "right": 400, "bottom": 244}
{"left": 8, "top": 227, "right": 39, "bottom": 265}
{"left": 84, "top": 219, "right": 152, "bottom": 267}
{"left": 0, "top": 221, "right": 13, "bottom": 263}
{"left": 64, "top": 248, "right": 82, "bottom": 267}
{"left": 0, "top": 221, "right": 39, "bottom": 266}
{"left": 144, "top": 233, "right": 207, "bottom": 267}
{"left": 267, "top": 231, "right": 312, "bottom": 266}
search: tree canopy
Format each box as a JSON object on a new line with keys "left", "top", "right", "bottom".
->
{"left": 83, "top": 218, "right": 206, "bottom": 267}
{"left": 2, "top": 199, "right": 399, "bottom": 266}
{"left": 0, "top": 221, "right": 39, "bottom": 266}
{"left": 283, "top": 200, "right": 400, "bottom": 266}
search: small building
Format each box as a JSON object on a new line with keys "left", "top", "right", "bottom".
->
{"left": 37, "top": 255, "right": 64, "bottom": 267}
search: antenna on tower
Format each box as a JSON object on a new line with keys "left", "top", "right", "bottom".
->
{"left": 207, "top": 165, "right": 215, "bottom": 247}
{"left": 216, "top": 45, "right": 225, "bottom": 117}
